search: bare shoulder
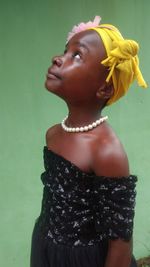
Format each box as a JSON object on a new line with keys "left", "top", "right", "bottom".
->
{"left": 92, "top": 123, "right": 129, "bottom": 177}
{"left": 45, "top": 124, "right": 60, "bottom": 146}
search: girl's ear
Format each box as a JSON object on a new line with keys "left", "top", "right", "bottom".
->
{"left": 96, "top": 82, "right": 114, "bottom": 101}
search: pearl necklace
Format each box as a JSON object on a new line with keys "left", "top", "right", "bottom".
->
{"left": 61, "top": 115, "right": 108, "bottom": 133}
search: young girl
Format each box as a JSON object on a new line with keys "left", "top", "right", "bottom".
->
{"left": 30, "top": 16, "right": 147, "bottom": 267}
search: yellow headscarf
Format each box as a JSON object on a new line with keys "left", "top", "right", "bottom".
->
{"left": 90, "top": 24, "right": 147, "bottom": 105}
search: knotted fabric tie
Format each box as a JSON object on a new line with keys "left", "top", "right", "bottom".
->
{"left": 90, "top": 25, "right": 147, "bottom": 105}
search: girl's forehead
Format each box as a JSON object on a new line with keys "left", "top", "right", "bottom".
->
{"left": 67, "top": 30, "right": 103, "bottom": 50}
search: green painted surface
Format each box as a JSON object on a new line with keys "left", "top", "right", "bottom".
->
{"left": 0, "top": 0, "right": 149, "bottom": 266}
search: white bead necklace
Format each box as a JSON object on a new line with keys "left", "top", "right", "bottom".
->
{"left": 61, "top": 115, "right": 108, "bottom": 133}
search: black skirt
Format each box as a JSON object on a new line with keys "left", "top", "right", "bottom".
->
{"left": 30, "top": 222, "right": 137, "bottom": 267}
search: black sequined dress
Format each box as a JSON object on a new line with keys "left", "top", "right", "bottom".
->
{"left": 30, "top": 146, "right": 137, "bottom": 267}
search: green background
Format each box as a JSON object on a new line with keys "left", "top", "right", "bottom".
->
{"left": 0, "top": 0, "right": 150, "bottom": 266}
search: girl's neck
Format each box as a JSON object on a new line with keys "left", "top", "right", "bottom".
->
{"left": 66, "top": 104, "right": 103, "bottom": 128}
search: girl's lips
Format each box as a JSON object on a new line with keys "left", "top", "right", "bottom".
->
{"left": 47, "top": 71, "right": 61, "bottom": 80}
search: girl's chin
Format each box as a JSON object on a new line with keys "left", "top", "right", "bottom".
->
{"left": 44, "top": 78, "right": 61, "bottom": 91}
{"left": 44, "top": 81, "right": 62, "bottom": 97}
{"left": 45, "top": 80, "right": 55, "bottom": 91}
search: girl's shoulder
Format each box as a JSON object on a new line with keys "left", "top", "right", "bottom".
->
{"left": 91, "top": 123, "right": 129, "bottom": 177}
{"left": 45, "top": 124, "right": 61, "bottom": 145}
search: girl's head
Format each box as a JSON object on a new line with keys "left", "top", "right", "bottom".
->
{"left": 66, "top": 16, "right": 147, "bottom": 105}
{"left": 45, "top": 16, "right": 147, "bottom": 108}
{"left": 45, "top": 28, "right": 111, "bottom": 108}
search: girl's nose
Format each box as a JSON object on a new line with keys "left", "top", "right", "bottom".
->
{"left": 52, "top": 56, "right": 63, "bottom": 67}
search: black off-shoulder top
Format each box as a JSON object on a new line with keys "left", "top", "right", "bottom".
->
{"left": 37, "top": 146, "right": 137, "bottom": 248}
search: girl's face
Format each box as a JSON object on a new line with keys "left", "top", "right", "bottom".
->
{"left": 45, "top": 30, "right": 108, "bottom": 106}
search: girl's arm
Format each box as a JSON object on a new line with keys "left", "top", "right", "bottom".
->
{"left": 104, "top": 239, "right": 132, "bottom": 267}
{"left": 92, "top": 134, "right": 135, "bottom": 267}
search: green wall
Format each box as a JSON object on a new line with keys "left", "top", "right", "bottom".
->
{"left": 0, "top": 0, "right": 150, "bottom": 266}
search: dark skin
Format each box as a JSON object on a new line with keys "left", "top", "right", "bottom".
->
{"left": 45, "top": 30, "right": 132, "bottom": 267}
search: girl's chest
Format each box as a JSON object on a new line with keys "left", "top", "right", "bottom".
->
{"left": 46, "top": 132, "right": 94, "bottom": 173}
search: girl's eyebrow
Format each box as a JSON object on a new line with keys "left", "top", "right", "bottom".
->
{"left": 66, "top": 41, "right": 89, "bottom": 52}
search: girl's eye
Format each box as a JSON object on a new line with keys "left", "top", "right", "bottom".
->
{"left": 73, "top": 52, "right": 81, "bottom": 60}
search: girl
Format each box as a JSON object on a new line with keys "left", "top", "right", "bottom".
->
{"left": 30, "top": 16, "right": 147, "bottom": 267}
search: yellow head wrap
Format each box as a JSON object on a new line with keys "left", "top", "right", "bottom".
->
{"left": 90, "top": 24, "right": 147, "bottom": 105}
